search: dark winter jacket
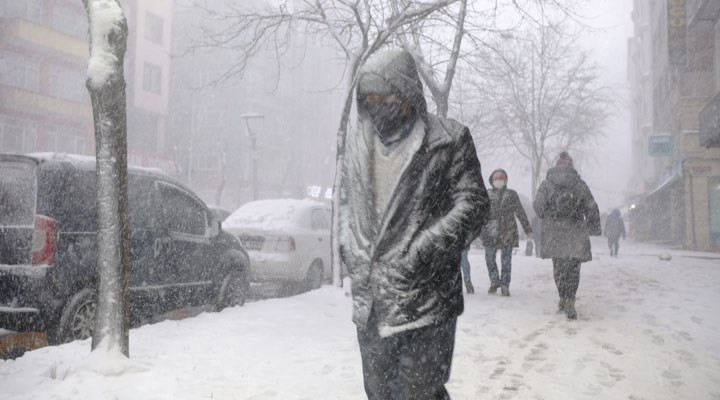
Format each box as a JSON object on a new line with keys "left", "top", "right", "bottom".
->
{"left": 338, "top": 50, "right": 490, "bottom": 337}
{"left": 481, "top": 187, "right": 531, "bottom": 248}
{"left": 604, "top": 209, "right": 626, "bottom": 241}
{"left": 533, "top": 165, "right": 601, "bottom": 262}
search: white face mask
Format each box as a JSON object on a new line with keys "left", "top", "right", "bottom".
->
{"left": 493, "top": 180, "right": 506, "bottom": 189}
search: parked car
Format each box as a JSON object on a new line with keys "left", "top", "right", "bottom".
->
{"left": 224, "top": 199, "right": 331, "bottom": 291}
{"left": 208, "top": 205, "right": 232, "bottom": 223}
{"left": 0, "top": 153, "right": 249, "bottom": 344}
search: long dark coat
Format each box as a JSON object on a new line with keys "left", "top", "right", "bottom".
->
{"left": 481, "top": 188, "right": 532, "bottom": 249}
{"left": 338, "top": 51, "right": 490, "bottom": 337}
{"left": 533, "top": 165, "right": 601, "bottom": 262}
{"left": 605, "top": 210, "right": 626, "bottom": 241}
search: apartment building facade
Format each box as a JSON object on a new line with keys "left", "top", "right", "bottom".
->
{"left": 0, "top": 0, "right": 175, "bottom": 173}
{"left": 628, "top": 0, "right": 720, "bottom": 251}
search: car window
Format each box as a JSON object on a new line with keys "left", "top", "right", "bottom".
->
{"left": 157, "top": 182, "right": 207, "bottom": 236}
{"left": 310, "top": 208, "right": 330, "bottom": 231}
{"left": 128, "top": 175, "right": 157, "bottom": 230}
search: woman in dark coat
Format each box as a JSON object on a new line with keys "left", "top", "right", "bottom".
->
{"left": 481, "top": 169, "right": 532, "bottom": 296}
{"left": 533, "top": 152, "right": 601, "bottom": 319}
{"left": 605, "top": 208, "right": 626, "bottom": 257}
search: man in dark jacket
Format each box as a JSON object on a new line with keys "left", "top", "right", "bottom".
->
{"left": 481, "top": 169, "right": 532, "bottom": 296}
{"left": 338, "top": 49, "right": 489, "bottom": 399}
{"left": 533, "top": 152, "right": 601, "bottom": 319}
{"left": 604, "top": 208, "right": 626, "bottom": 257}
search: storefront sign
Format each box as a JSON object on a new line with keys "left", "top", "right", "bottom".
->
{"left": 648, "top": 134, "right": 674, "bottom": 156}
{"left": 700, "top": 92, "right": 720, "bottom": 147}
{"left": 667, "top": 0, "right": 688, "bottom": 66}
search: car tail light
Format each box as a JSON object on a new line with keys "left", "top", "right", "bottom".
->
{"left": 275, "top": 237, "right": 296, "bottom": 252}
{"left": 31, "top": 215, "right": 57, "bottom": 266}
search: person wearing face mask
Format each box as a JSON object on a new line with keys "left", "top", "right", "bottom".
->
{"left": 481, "top": 169, "right": 532, "bottom": 296}
{"left": 338, "top": 49, "right": 490, "bottom": 399}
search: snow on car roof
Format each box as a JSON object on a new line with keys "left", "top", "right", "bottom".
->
{"left": 26, "top": 153, "right": 167, "bottom": 175}
{"left": 224, "top": 199, "right": 325, "bottom": 231}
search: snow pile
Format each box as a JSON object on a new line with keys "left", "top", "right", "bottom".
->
{"left": 1, "top": 239, "right": 719, "bottom": 399}
{"left": 86, "top": 0, "right": 125, "bottom": 89}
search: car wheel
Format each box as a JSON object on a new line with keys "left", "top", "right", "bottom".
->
{"left": 216, "top": 270, "right": 248, "bottom": 311}
{"left": 53, "top": 288, "right": 97, "bottom": 344}
{"left": 304, "top": 261, "right": 323, "bottom": 292}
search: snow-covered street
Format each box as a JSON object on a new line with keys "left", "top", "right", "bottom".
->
{"left": 1, "top": 239, "right": 719, "bottom": 400}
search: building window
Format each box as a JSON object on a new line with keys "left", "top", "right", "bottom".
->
{"left": 46, "top": 126, "right": 86, "bottom": 154}
{"left": 145, "top": 12, "right": 164, "bottom": 44}
{"left": 52, "top": 6, "right": 88, "bottom": 39}
{"left": 0, "top": 0, "right": 42, "bottom": 23}
{"left": 48, "top": 64, "right": 88, "bottom": 103}
{"left": 0, "top": 116, "right": 37, "bottom": 153}
{"left": 142, "top": 62, "right": 162, "bottom": 94}
{"left": 0, "top": 51, "right": 40, "bottom": 92}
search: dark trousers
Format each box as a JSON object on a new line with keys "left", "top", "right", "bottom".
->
{"left": 552, "top": 258, "right": 581, "bottom": 299}
{"left": 357, "top": 316, "right": 457, "bottom": 400}
{"left": 460, "top": 250, "right": 471, "bottom": 281}
{"left": 608, "top": 238, "right": 620, "bottom": 256}
{"left": 485, "top": 247, "right": 513, "bottom": 286}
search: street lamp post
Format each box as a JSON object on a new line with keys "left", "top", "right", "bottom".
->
{"left": 240, "top": 114, "right": 265, "bottom": 200}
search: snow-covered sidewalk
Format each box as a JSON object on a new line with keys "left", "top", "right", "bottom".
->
{"left": 1, "top": 240, "right": 719, "bottom": 399}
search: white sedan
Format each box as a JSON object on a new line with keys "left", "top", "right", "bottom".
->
{"left": 223, "top": 199, "right": 331, "bottom": 291}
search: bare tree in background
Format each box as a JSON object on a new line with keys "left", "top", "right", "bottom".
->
{"left": 82, "top": 0, "right": 130, "bottom": 356}
{"left": 397, "top": 0, "right": 587, "bottom": 118}
{"left": 468, "top": 25, "right": 612, "bottom": 199}
{"left": 193, "top": 0, "right": 460, "bottom": 286}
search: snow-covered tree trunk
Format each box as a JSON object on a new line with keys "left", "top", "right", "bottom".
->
{"left": 82, "top": 0, "right": 130, "bottom": 357}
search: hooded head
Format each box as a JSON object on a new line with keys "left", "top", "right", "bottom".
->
{"left": 555, "top": 151, "right": 574, "bottom": 167}
{"left": 356, "top": 50, "right": 427, "bottom": 145}
{"left": 610, "top": 208, "right": 621, "bottom": 219}
{"left": 489, "top": 169, "right": 508, "bottom": 189}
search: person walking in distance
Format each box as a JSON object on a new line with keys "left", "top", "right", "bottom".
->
{"left": 337, "top": 49, "right": 490, "bottom": 399}
{"left": 604, "top": 208, "right": 626, "bottom": 257}
{"left": 533, "top": 152, "right": 601, "bottom": 320}
{"left": 481, "top": 169, "right": 532, "bottom": 296}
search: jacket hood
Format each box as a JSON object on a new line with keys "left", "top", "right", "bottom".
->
{"left": 609, "top": 208, "right": 621, "bottom": 219}
{"left": 356, "top": 50, "right": 428, "bottom": 120}
{"left": 489, "top": 168, "right": 508, "bottom": 185}
{"left": 546, "top": 165, "right": 580, "bottom": 188}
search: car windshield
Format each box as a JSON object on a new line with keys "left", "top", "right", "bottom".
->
{"left": 224, "top": 200, "right": 315, "bottom": 231}
{"left": 0, "top": 161, "right": 36, "bottom": 226}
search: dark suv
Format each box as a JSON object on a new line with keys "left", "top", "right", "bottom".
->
{"left": 0, "top": 153, "right": 249, "bottom": 344}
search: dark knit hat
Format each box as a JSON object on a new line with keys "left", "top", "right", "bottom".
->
{"left": 555, "top": 151, "right": 574, "bottom": 167}
{"left": 489, "top": 168, "right": 508, "bottom": 185}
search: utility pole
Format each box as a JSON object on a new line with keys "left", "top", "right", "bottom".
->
{"left": 240, "top": 114, "right": 264, "bottom": 200}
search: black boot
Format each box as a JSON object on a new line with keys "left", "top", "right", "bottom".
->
{"left": 500, "top": 285, "right": 510, "bottom": 296}
{"left": 565, "top": 298, "right": 577, "bottom": 320}
{"left": 488, "top": 283, "right": 499, "bottom": 294}
{"left": 558, "top": 298, "right": 566, "bottom": 313}
{"left": 465, "top": 279, "right": 475, "bottom": 294}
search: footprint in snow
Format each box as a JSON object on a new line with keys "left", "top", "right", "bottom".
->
{"left": 642, "top": 329, "right": 665, "bottom": 345}
{"left": 661, "top": 367, "right": 684, "bottom": 387}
